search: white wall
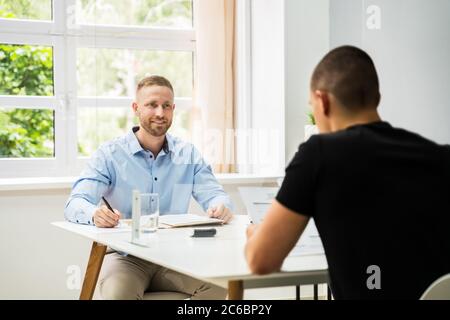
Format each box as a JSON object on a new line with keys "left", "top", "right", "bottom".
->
{"left": 0, "top": 189, "right": 89, "bottom": 299}
{"left": 249, "top": 0, "right": 285, "bottom": 174}
{"left": 330, "top": 0, "right": 450, "bottom": 144}
{"left": 249, "top": 0, "right": 331, "bottom": 169}
{"left": 284, "top": 0, "right": 330, "bottom": 162}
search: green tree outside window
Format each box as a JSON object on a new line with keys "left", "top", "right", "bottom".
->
{"left": 0, "top": 43, "right": 54, "bottom": 158}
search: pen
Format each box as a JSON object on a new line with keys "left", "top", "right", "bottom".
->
{"left": 102, "top": 196, "right": 120, "bottom": 226}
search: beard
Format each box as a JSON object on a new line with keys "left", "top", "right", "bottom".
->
{"left": 140, "top": 117, "right": 172, "bottom": 137}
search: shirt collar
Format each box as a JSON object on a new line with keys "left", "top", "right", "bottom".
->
{"left": 127, "top": 127, "right": 144, "bottom": 155}
{"left": 127, "top": 126, "right": 175, "bottom": 156}
{"left": 346, "top": 121, "right": 392, "bottom": 131}
{"left": 165, "top": 133, "right": 175, "bottom": 153}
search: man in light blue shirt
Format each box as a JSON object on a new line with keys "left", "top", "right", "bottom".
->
{"left": 64, "top": 119, "right": 233, "bottom": 225}
{"left": 65, "top": 75, "right": 233, "bottom": 300}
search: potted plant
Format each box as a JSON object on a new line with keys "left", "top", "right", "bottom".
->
{"left": 304, "top": 111, "right": 318, "bottom": 141}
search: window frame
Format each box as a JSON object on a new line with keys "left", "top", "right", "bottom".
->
{"left": 0, "top": 0, "right": 196, "bottom": 178}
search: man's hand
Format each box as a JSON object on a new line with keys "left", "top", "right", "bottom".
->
{"left": 207, "top": 204, "right": 233, "bottom": 224}
{"left": 93, "top": 205, "right": 121, "bottom": 228}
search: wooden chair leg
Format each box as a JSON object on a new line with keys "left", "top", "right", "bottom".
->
{"left": 228, "top": 280, "right": 244, "bottom": 300}
{"left": 79, "top": 242, "right": 107, "bottom": 300}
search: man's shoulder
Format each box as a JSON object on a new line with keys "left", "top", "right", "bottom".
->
{"left": 168, "top": 134, "right": 189, "bottom": 146}
{"left": 167, "top": 135, "right": 206, "bottom": 165}
{"left": 314, "top": 122, "right": 423, "bottom": 146}
{"left": 316, "top": 122, "right": 449, "bottom": 160}
{"left": 96, "top": 135, "right": 129, "bottom": 155}
{"left": 317, "top": 127, "right": 361, "bottom": 144}
{"left": 168, "top": 134, "right": 197, "bottom": 152}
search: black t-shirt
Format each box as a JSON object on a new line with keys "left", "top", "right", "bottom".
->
{"left": 276, "top": 121, "right": 450, "bottom": 299}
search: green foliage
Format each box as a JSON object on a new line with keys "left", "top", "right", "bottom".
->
{"left": 0, "top": 4, "right": 55, "bottom": 158}
{"left": 0, "top": 43, "right": 54, "bottom": 158}
{"left": 307, "top": 111, "right": 316, "bottom": 125}
{"left": 0, "top": 0, "right": 52, "bottom": 20}
{"left": 78, "top": 0, "right": 192, "bottom": 27}
{"left": 0, "top": 109, "right": 54, "bottom": 157}
{"left": 0, "top": 44, "right": 53, "bottom": 96}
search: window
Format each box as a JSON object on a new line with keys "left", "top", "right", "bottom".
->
{"left": 0, "top": 43, "right": 55, "bottom": 159}
{"left": 0, "top": 0, "right": 52, "bottom": 21}
{"left": 0, "top": 0, "right": 195, "bottom": 178}
{"left": 76, "top": 0, "right": 192, "bottom": 28}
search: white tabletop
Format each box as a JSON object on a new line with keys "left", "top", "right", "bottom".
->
{"left": 52, "top": 215, "right": 328, "bottom": 288}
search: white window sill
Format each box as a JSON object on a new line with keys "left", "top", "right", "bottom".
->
{"left": 0, "top": 177, "right": 77, "bottom": 192}
{"left": 0, "top": 174, "right": 284, "bottom": 192}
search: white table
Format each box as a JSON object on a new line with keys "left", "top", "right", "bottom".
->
{"left": 52, "top": 215, "right": 329, "bottom": 300}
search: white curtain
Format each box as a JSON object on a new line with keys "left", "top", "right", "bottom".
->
{"left": 191, "top": 0, "right": 236, "bottom": 173}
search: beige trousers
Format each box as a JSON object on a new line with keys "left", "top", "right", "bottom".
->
{"left": 97, "top": 252, "right": 227, "bottom": 300}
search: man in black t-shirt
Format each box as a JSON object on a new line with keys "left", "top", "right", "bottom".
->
{"left": 245, "top": 45, "right": 450, "bottom": 299}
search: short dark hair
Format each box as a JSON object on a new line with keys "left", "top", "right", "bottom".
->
{"left": 136, "top": 75, "right": 174, "bottom": 96}
{"left": 311, "top": 46, "right": 381, "bottom": 110}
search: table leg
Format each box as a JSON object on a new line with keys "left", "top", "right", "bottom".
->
{"left": 79, "top": 242, "right": 107, "bottom": 300}
{"left": 296, "top": 285, "right": 301, "bottom": 300}
{"left": 314, "top": 284, "right": 319, "bottom": 300}
{"left": 228, "top": 280, "right": 244, "bottom": 300}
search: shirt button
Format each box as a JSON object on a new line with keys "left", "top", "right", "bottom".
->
{"left": 154, "top": 177, "right": 158, "bottom": 181}
{"left": 150, "top": 155, "right": 153, "bottom": 158}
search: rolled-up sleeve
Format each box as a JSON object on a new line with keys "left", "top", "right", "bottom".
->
{"left": 64, "top": 148, "right": 112, "bottom": 225}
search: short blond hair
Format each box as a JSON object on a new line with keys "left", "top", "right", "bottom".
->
{"left": 136, "top": 75, "right": 174, "bottom": 96}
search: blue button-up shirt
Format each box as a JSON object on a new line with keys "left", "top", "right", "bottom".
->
{"left": 64, "top": 127, "right": 233, "bottom": 225}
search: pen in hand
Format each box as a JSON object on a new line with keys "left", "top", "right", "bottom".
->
{"left": 102, "top": 196, "right": 121, "bottom": 227}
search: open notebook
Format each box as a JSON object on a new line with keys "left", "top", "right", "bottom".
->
{"left": 118, "top": 214, "right": 224, "bottom": 230}
{"left": 158, "top": 214, "right": 224, "bottom": 228}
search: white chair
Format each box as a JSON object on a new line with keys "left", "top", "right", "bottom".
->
{"left": 420, "top": 273, "right": 450, "bottom": 300}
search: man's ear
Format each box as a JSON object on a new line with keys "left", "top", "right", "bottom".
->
{"left": 132, "top": 102, "right": 139, "bottom": 114}
{"left": 315, "top": 90, "right": 331, "bottom": 117}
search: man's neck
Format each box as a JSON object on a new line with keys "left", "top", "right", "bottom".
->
{"left": 331, "top": 109, "right": 382, "bottom": 132}
{"left": 135, "top": 127, "right": 166, "bottom": 157}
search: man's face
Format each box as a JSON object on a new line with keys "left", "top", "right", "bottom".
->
{"left": 309, "top": 90, "right": 331, "bottom": 134}
{"left": 133, "top": 85, "right": 175, "bottom": 137}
